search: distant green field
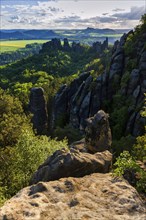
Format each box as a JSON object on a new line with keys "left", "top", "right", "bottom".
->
{"left": 89, "top": 33, "right": 122, "bottom": 37}
{"left": 0, "top": 40, "right": 48, "bottom": 52}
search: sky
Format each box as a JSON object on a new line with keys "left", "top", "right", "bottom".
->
{"left": 1, "top": 0, "right": 146, "bottom": 29}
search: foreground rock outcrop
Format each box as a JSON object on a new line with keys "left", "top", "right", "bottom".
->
{"left": 30, "top": 110, "right": 112, "bottom": 185}
{"left": 30, "top": 148, "right": 112, "bottom": 184}
{"left": 1, "top": 173, "right": 145, "bottom": 220}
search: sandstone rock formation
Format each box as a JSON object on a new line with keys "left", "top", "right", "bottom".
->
{"left": 93, "top": 37, "right": 108, "bottom": 53}
{"left": 30, "top": 148, "right": 112, "bottom": 185}
{"left": 40, "top": 38, "right": 62, "bottom": 53}
{"left": 30, "top": 110, "right": 112, "bottom": 185}
{"left": 53, "top": 31, "right": 145, "bottom": 137}
{"left": 54, "top": 72, "right": 90, "bottom": 128}
{"left": 85, "top": 110, "right": 112, "bottom": 153}
{"left": 29, "top": 34, "right": 145, "bottom": 138}
{"left": 1, "top": 173, "right": 145, "bottom": 220}
{"left": 40, "top": 37, "right": 108, "bottom": 55}
{"left": 29, "top": 87, "right": 48, "bottom": 134}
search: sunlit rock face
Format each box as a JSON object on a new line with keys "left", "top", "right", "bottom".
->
{"left": 30, "top": 148, "right": 112, "bottom": 185}
{"left": 1, "top": 173, "right": 145, "bottom": 220}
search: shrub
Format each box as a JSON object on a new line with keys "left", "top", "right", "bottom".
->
{"left": 113, "top": 151, "right": 140, "bottom": 176}
{"left": 126, "top": 58, "right": 137, "bottom": 72}
{"left": 133, "top": 134, "right": 146, "bottom": 162}
{"left": 111, "top": 106, "right": 128, "bottom": 139}
{"left": 124, "top": 33, "right": 135, "bottom": 57}
{"left": 54, "top": 124, "right": 82, "bottom": 144}
{"left": 113, "top": 151, "right": 146, "bottom": 193}
{"left": 112, "top": 135, "right": 135, "bottom": 158}
{"left": 0, "top": 129, "right": 68, "bottom": 205}
{"left": 120, "top": 71, "right": 130, "bottom": 88}
{"left": 0, "top": 185, "right": 7, "bottom": 207}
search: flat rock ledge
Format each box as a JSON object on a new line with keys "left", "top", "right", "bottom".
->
{"left": 0, "top": 173, "right": 145, "bottom": 220}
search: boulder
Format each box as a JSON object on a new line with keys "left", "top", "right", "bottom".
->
{"left": 85, "top": 110, "right": 112, "bottom": 153}
{"left": 29, "top": 87, "right": 48, "bottom": 134}
{"left": 1, "top": 173, "right": 145, "bottom": 220}
{"left": 30, "top": 148, "right": 112, "bottom": 184}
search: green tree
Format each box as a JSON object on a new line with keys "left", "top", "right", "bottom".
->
{"left": 0, "top": 89, "right": 31, "bottom": 148}
{"left": 0, "top": 128, "right": 68, "bottom": 205}
{"left": 113, "top": 151, "right": 146, "bottom": 192}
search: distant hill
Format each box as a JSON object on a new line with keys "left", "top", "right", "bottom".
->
{"left": 23, "top": 30, "right": 59, "bottom": 39}
{"left": 0, "top": 28, "right": 131, "bottom": 45}
{"left": 0, "top": 31, "right": 26, "bottom": 40}
{"left": 0, "top": 28, "right": 130, "bottom": 41}
{"left": 0, "top": 30, "right": 59, "bottom": 40}
{"left": 83, "top": 27, "right": 116, "bottom": 34}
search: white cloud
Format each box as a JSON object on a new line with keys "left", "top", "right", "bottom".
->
{"left": 112, "top": 8, "right": 125, "bottom": 12}
{"left": 113, "top": 6, "right": 145, "bottom": 20}
{"left": 1, "top": 1, "right": 145, "bottom": 29}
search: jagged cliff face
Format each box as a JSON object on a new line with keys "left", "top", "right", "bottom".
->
{"left": 54, "top": 31, "right": 146, "bottom": 137}
{"left": 28, "top": 30, "right": 145, "bottom": 138}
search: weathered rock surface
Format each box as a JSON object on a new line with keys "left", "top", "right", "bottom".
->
{"left": 30, "top": 148, "right": 112, "bottom": 185}
{"left": 54, "top": 72, "right": 91, "bottom": 127}
{"left": 29, "top": 87, "right": 48, "bottom": 134}
{"left": 1, "top": 173, "right": 145, "bottom": 220}
{"left": 53, "top": 84, "right": 68, "bottom": 126}
{"left": 70, "top": 75, "right": 93, "bottom": 129}
{"left": 85, "top": 110, "right": 112, "bottom": 153}
{"left": 31, "top": 110, "right": 112, "bottom": 184}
